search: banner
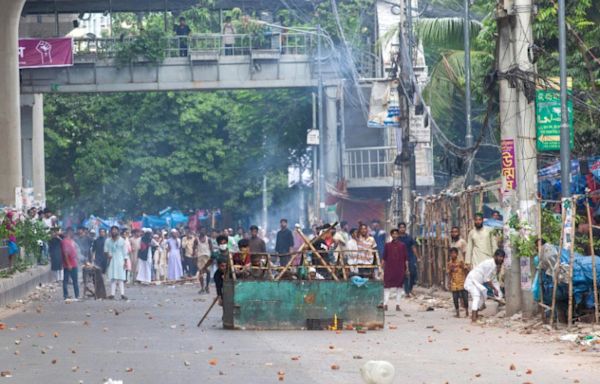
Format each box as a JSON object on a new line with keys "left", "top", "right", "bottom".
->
{"left": 501, "top": 139, "right": 517, "bottom": 191}
{"left": 19, "top": 38, "right": 73, "bottom": 69}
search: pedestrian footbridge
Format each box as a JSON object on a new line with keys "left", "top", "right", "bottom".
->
{"left": 19, "top": 33, "right": 350, "bottom": 94}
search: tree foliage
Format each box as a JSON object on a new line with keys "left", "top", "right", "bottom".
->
{"left": 44, "top": 90, "right": 311, "bottom": 219}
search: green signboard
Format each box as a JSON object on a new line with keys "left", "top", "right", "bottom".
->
{"left": 535, "top": 89, "right": 574, "bottom": 151}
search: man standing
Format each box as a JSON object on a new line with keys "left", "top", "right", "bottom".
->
{"left": 196, "top": 230, "right": 213, "bottom": 293}
{"left": 371, "top": 220, "right": 387, "bottom": 261}
{"left": 356, "top": 223, "right": 377, "bottom": 277}
{"left": 450, "top": 226, "right": 468, "bottom": 261}
{"left": 181, "top": 228, "right": 198, "bottom": 278}
{"left": 92, "top": 228, "right": 108, "bottom": 274}
{"left": 248, "top": 225, "right": 266, "bottom": 254}
{"left": 382, "top": 229, "right": 408, "bottom": 311}
{"left": 466, "top": 213, "right": 498, "bottom": 267}
{"left": 464, "top": 249, "right": 505, "bottom": 322}
{"left": 129, "top": 229, "right": 141, "bottom": 283}
{"left": 75, "top": 227, "right": 92, "bottom": 264}
{"left": 275, "top": 219, "right": 294, "bottom": 266}
{"left": 104, "top": 226, "right": 129, "bottom": 300}
{"left": 49, "top": 227, "right": 63, "bottom": 282}
{"left": 174, "top": 16, "right": 191, "bottom": 57}
{"left": 61, "top": 228, "right": 79, "bottom": 301}
{"left": 398, "top": 222, "right": 419, "bottom": 296}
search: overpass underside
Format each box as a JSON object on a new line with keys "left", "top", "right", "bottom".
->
{"left": 20, "top": 54, "right": 317, "bottom": 94}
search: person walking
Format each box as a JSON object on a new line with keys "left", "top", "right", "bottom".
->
{"left": 448, "top": 247, "right": 469, "bottom": 318}
{"left": 104, "top": 226, "right": 129, "bottom": 300}
{"left": 398, "top": 222, "right": 419, "bottom": 296}
{"left": 167, "top": 229, "right": 183, "bottom": 281}
{"left": 382, "top": 229, "right": 408, "bottom": 311}
{"left": 61, "top": 227, "right": 79, "bottom": 301}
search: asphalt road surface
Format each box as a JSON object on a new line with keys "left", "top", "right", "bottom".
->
{"left": 0, "top": 282, "right": 599, "bottom": 384}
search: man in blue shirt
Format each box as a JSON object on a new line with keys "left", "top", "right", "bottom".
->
{"left": 371, "top": 220, "right": 386, "bottom": 262}
{"left": 398, "top": 222, "right": 419, "bottom": 296}
{"left": 173, "top": 17, "right": 191, "bottom": 57}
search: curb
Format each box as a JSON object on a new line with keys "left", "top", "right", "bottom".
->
{"left": 0, "top": 265, "right": 53, "bottom": 308}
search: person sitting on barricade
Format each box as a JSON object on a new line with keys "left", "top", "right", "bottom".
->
{"left": 307, "top": 266, "right": 325, "bottom": 281}
{"left": 312, "top": 224, "right": 335, "bottom": 279}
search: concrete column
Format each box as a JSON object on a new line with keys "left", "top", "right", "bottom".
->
{"left": 20, "top": 95, "right": 33, "bottom": 188}
{"left": 0, "top": 0, "right": 26, "bottom": 206}
{"left": 32, "top": 94, "right": 46, "bottom": 203}
{"left": 324, "top": 85, "right": 339, "bottom": 183}
{"left": 21, "top": 94, "right": 46, "bottom": 203}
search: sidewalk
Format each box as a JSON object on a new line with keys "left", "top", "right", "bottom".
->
{"left": 0, "top": 265, "right": 53, "bottom": 308}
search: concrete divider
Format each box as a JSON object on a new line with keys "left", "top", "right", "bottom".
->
{"left": 0, "top": 265, "right": 53, "bottom": 307}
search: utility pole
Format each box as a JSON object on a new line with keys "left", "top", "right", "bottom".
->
{"left": 463, "top": 0, "right": 473, "bottom": 187}
{"left": 398, "top": 0, "right": 414, "bottom": 226}
{"left": 317, "top": 24, "right": 326, "bottom": 222}
{"left": 262, "top": 175, "right": 268, "bottom": 233}
{"left": 498, "top": 0, "right": 538, "bottom": 315}
{"left": 312, "top": 92, "right": 319, "bottom": 224}
{"left": 558, "top": 0, "right": 570, "bottom": 197}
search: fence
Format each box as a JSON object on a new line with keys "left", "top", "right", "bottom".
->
{"left": 413, "top": 181, "right": 501, "bottom": 289}
{"left": 415, "top": 183, "right": 600, "bottom": 328}
{"left": 72, "top": 32, "right": 315, "bottom": 60}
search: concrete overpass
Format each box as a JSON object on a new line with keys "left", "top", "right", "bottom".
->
{"left": 20, "top": 34, "right": 325, "bottom": 94}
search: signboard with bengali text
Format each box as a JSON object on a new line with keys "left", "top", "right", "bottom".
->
{"left": 535, "top": 84, "right": 573, "bottom": 151}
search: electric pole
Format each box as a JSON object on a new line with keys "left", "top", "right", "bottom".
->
{"left": 498, "top": 0, "right": 538, "bottom": 315}
{"left": 398, "top": 0, "right": 414, "bottom": 226}
{"left": 463, "top": 0, "right": 474, "bottom": 187}
{"left": 558, "top": 0, "right": 570, "bottom": 197}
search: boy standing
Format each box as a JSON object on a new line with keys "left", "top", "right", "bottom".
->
{"left": 448, "top": 247, "right": 469, "bottom": 318}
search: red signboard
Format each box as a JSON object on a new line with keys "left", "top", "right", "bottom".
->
{"left": 18, "top": 38, "right": 73, "bottom": 69}
{"left": 501, "top": 139, "right": 517, "bottom": 191}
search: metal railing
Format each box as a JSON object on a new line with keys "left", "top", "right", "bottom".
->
{"left": 72, "top": 32, "right": 315, "bottom": 61}
{"left": 343, "top": 146, "right": 396, "bottom": 181}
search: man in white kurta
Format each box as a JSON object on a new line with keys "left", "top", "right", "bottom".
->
{"left": 464, "top": 249, "right": 505, "bottom": 322}
{"left": 104, "top": 226, "right": 129, "bottom": 300}
{"left": 466, "top": 213, "right": 498, "bottom": 267}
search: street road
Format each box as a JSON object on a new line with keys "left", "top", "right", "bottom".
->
{"left": 0, "top": 282, "right": 599, "bottom": 383}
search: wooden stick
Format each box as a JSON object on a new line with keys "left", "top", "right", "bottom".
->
{"left": 338, "top": 249, "right": 348, "bottom": 280}
{"left": 537, "top": 196, "right": 545, "bottom": 322}
{"left": 197, "top": 296, "right": 219, "bottom": 327}
{"left": 585, "top": 198, "right": 599, "bottom": 324}
{"left": 274, "top": 251, "right": 301, "bottom": 281}
{"left": 296, "top": 230, "right": 339, "bottom": 281}
{"left": 266, "top": 253, "right": 274, "bottom": 281}
{"left": 228, "top": 251, "right": 237, "bottom": 281}
{"left": 550, "top": 206, "right": 566, "bottom": 327}
{"left": 568, "top": 197, "right": 576, "bottom": 329}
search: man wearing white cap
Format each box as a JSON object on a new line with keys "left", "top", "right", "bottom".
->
{"left": 136, "top": 228, "right": 153, "bottom": 284}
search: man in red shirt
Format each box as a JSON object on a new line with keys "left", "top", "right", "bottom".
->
{"left": 61, "top": 227, "right": 80, "bottom": 301}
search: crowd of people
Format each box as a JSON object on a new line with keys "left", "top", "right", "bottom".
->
{"left": 13, "top": 205, "right": 507, "bottom": 323}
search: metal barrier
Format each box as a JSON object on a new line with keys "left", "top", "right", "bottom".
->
{"left": 72, "top": 32, "right": 315, "bottom": 60}
{"left": 343, "top": 146, "right": 396, "bottom": 182}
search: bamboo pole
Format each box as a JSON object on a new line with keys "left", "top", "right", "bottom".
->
{"left": 228, "top": 251, "right": 237, "bottom": 281}
{"left": 537, "top": 196, "right": 545, "bottom": 322}
{"left": 585, "top": 198, "right": 599, "bottom": 324}
{"left": 274, "top": 251, "right": 301, "bottom": 281}
{"left": 568, "top": 197, "right": 576, "bottom": 328}
{"left": 550, "top": 206, "right": 566, "bottom": 327}
{"left": 295, "top": 230, "right": 339, "bottom": 281}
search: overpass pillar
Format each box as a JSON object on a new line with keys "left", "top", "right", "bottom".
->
{"left": 0, "top": 0, "right": 26, "bottom": 206}
{"left": 21, "top": 94, "right": 46, "bottom": 204}
{"left": 324, "top": 85, "right": 340, "bottom": 184}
